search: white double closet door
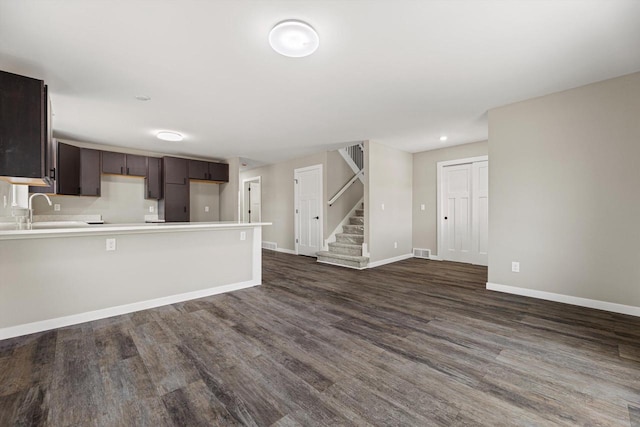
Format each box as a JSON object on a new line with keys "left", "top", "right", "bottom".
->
{"left": 439, "top": 158, "right": 488, "bottom": 266}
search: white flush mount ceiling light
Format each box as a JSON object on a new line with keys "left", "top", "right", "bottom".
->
{"left": 269, "top": 20, "right": 319, "bottom": 58}
{"left": 440, "top": 136, "right": 448, "bottom": 142}
{"left": 156, "top": 131, "right": 184, "bottom": 142}
{"left": 135, "top": 95, "right": 151, "bottom": 101}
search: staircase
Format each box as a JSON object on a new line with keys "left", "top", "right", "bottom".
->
{"left": 317, "top": 204, "right": 369, "bottom": 269}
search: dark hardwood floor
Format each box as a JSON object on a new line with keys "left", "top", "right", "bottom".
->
{"left": 2, "top": 250, "right": 640, "bottom": 426}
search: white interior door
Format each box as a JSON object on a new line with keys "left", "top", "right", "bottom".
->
{"left": 249, "top": 182, "right": 261, "bottom": 222}
{"left": 442, "top": 163, "right": 474, "bottom": 263}
{"left": 295, "top": 165, "right": 322, "bottom": 257}
{"left": 472, "top": 161, "right": 489, "bottom": 266}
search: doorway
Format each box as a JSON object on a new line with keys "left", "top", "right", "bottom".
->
{"left": 294, "top": 164, "right": 323, "bottom": 257}
{"left": 242, "top": 176, "right": 262, "bottom": 223}
{"left": 437, "top": 156, "right": 488, "bottom": 266}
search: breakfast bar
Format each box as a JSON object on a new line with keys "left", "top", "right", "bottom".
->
{"left": 0, "top": 221, "right": 269, "bottom": 339}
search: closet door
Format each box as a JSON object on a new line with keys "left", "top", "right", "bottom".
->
{"left": 472, "top": 161, "right": 489, "bottom": 266}
{"left": 442, "top": 163, "right": 473, "bottom": 263}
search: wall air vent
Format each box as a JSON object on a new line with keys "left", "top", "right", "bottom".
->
{"left": 262, "top": 241, "right": 278, "bottom": 251}
{"left": 413, "top": 248, "right": 431, "bottom": 259}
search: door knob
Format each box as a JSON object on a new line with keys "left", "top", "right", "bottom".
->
{"left": 444, "top": 216, "right": 448, "bottom": 220}
{"left": 313, "top": 216, "right": 319, "bottom": 219}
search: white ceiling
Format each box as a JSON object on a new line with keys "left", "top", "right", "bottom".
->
{"left": 1, "top": 0, "right": 639, "bottom": 165}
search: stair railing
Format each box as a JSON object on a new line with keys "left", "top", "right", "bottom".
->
{"left": 328, "top": 170, "right": 364, "bottom": 206}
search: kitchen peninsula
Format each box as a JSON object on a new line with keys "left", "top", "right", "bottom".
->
{"left": 0, "top": 221, "right": 269, "bottom": 339}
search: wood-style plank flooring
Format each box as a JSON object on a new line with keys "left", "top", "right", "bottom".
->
{"left": 2, "top": 251, "right": 640, "bottom": 426}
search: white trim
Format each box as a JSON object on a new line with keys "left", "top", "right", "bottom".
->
{"left": 0, "top": 280, "right": 261, "bottom": 340}
{"left": 261, "top": 241, "right": 297, "bottom": 255}
{"left": 436, "top": 155, "right": 489, "bottom": 263}
{"left": 486, "top": 282, "right": 640, "bottom": 318}
{"left": 241, "top": 176, "right": 262, "bottom": 223}
{"left": 325, "top": 197, "right": 364, "bottom": 250}
{"left": 367, "top": 253, "right": 413, "bottom": 268}
{"left": 294, "top": 163, "right": 323, "bottom": 256}
{"left": 429, "top": 254, "right": 443, "bottom": 261}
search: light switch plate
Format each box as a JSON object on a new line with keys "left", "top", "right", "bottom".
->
{"left": 149, "top": 206, "right": 155, "bottom": 213}
{"left": 205, "top": 206, "right": 209, "bottom": 213}
{"left": 511, "top": 261, "right": 520, "bottom": 273}
{"left": 420, "top": 204, "right": 425, "bottom": 211}
{"left": 106, "top": 238, "right": 117, "bottom": 251}
{"left": 54, "top": 204, "right": 61, "bottom": 211}
{"left": 381, "top": 203, "right": 385, "bottom": 211}
{"left": 240, "top": 231, "right": 246, "bottom": 241}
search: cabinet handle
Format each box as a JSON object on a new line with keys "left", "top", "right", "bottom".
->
{"left": 183, "top": 206, "right": 187, "bottom": 213}
{"left": 120, "top": 166, "right": 123, "bottom": 174}
{"left": 127, "top": 167, "right": 130, "bottom": 175}
{"left": 50, "top": 168, "right": 56, "bottom": 180}
{"left": 183, "top": 178, "right": 186, "bottom": 185}
{"left": 96, "top": 187, "right": 99, "bottom": 195}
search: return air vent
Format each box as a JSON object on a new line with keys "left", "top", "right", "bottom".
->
{"left": 262, "top": 241, "right": 278, "bottom": 251}
{"left": 413, "top": 248, "right": 431, "bottom": 259}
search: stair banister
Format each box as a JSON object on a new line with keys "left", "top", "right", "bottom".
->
{"left": 328, "top": 170, "right": 364, "bottom": 206}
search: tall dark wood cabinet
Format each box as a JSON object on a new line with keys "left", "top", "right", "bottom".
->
{"left": 56, "top": 142, "right": 101, "bottom": 196}
{"left": 159, "top": 157, "right": 189, "bottom": 222}
{"left": 0, "top": 70, "right": 53, "bottom": 185}
{"left": 146, "top": 157, "right": 162, "bottom": 199}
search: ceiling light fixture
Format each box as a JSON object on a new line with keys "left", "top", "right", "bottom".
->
{"left": 156, "top": 131, "right": 184, "bottom": 142}
{"left": 269, "top": 20, "right": 319, "bottom": 58}
{"left": 135, "top": 95, "right": 151, "bottom": 101}
{"left": 440, "top": 136, "right": 448, "bottom": 142}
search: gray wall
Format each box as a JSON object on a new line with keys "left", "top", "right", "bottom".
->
{"left": 239, "top": 151, "right": 327, "bottom": 251}
{"left": 412, "top": 141, "right": 488, "bottom": 255}
{"left": 220, "top": 157, "right": 240, "bottom": 221}
{"left": 367, "top": 141, "right": 413, "bottom": 263}
{"left": 488, "top": 71, "right": 640, "bottom": 307}
{"left": 32, "top": 174, "right": 157, "bottom": 223}
{"left": 190, "top": 181, "right": 220, "bottom": 222}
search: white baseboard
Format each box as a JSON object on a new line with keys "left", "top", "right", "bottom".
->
{"left": 486, "top": 282, "right": 640, "bottom": 317}
{"left": 262, "top": 241, "right": 297, "bottom": 255}
{"left": 0, "top": 280, "right": 261, "bottom": 340}
{"left": 368, "top": 253, "right": 413, "bottom": 268}
{"left": 429, "top": 255, "right": 442, "bottom": 261}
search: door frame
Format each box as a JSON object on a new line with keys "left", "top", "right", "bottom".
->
{"left": 294, "top": 164, "right": 323, "bottom": 256}
{"left": 241, "top": 176, "right": 261, "bottom": 223}
{"left": 436, "top": 155, "right": 488, "bottom": 263}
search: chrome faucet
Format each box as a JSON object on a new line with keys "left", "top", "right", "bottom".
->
{"left": 27, "top": 193, "right": 52, "bottom": 228}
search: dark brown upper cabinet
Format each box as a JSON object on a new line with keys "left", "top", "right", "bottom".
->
{"left": 0, "top": 70, "right": 53, "bottom": 186}
{"left": 146, "top": 157, "right": 162, "bottom": 200}
{"left": 163, "top": 157, "right": 188, "bottom": 185}
{"left": 188, "top": 160, "right": 229, "bottom": 183}
{"left": 102, "top": 152, "right": 147, "bottom": 176}
{"left": 56, "top": 142, "right": 101, "bottom": 196}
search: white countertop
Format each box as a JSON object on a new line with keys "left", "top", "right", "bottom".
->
{"left": 0, "top": 221, "right": 271, "bottom": 240}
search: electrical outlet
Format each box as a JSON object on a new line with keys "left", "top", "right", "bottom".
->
{"left": 240, "top": 231, "right": 246, "bottom": 241}
{"left": 394, "top": 241, "right": 398, "bottom": 249}
{"left": 511, "top": 261, "right": 520, "bottom": 273}
{"left": 54, "top": 204, "right": 61, "bottom": 211}
{"left": 205, "top": 206, "right": 209, "bottom": 213}
{"left": 420, "top": 204, "right": 425, "bottom": 211}
{"left": 106, "top": 238, "right": 117, "bottom": 251}
{"left": 149, "top": 206, "right": 155, "bottom": 213}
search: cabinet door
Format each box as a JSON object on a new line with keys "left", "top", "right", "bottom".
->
{"left": 146, "top": 157, "right": 162, "bottom": 199}
{"left": 126, "top": 154, "right": 147, "bottom": 176}
{"left": 209, "top": 162, "right": 229, "bottom": 182}
{"left": 163, "top": 157, "right": 188, "bottom": 185}
{"left": 102, "top": 151, "right": 126, "bottom": 175}
{"left": 188, "top": 160, "right": 209, "bottom": 180}
{"left": 57, "top": 143, "right": 80, "bottom": 195}
{"left": 0, "top": 71, "right": 45, "bottom": 180}
{"left": 164, "top": 183, "right": 189, "bottom": 222}
{"left": 80, "top": 148, "right": 101, "bottom": 196}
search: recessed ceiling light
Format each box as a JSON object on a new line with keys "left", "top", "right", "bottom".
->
{"left": 440, "top": 136, "right": 448, "bottom": 142}
{"left": 135, "top": 95, "right": 151, "bottom": 101}
{"left": 156, "top": 131, "right": 183, "bottom": 142}
{"left": 269, "top": 20, "right": 319, "bottom": 58}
